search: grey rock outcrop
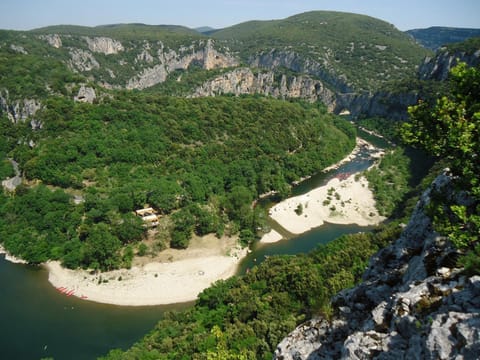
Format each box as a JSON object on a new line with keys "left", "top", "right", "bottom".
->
{"left": 249, "top": 49, "right": 351, "bottom": 93}
{"left": 418, "top": 48, "right": 480, "bottom": 81}
{"left": 68, "top": 48, "right": 100, "bottom": 72}
{"left": 1, "top": 159, "right": 22, "bottom": 191}
{"left": 126, "top": 40, "right": 238, "bottom": 90}
{"left": 335, "top": 91, "right": 419, "bottom": 121}
{"left": 9, "top": 44, "right": 28, "bottom": 54}
{"left": 191, "top": 68, "right": 336, "bottom": 110}
{"left": 336, "top": 43, "right": 480, "bottom": 119}
{"left": 126, "top": 64, "right": 168, "bottom": 90}
{"left": 74, "top": 85, "right": 96, "bottom": 103}
{"left": 39, "top": 34, "right": 62, "bottom": 48}
{"left": 84, "top": 36, "right": 124, "bottom": 55}
{"left": 274, "top": 171, "right": 480, "bottom": 359}
{"left": 0, "top": 91, "right": 41, "bottom": 124}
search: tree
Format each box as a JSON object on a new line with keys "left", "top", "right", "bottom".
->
{"left": 401, "top": 62, "right": 480, "bottom": 272}
{"left": 83, "top": 223, "right": 122, "bottom": 270}
{"left": 170, "top": 208, "right": 195, "bottom": 249}
{"left": 114, "top": 213, "right": 145, "bottom": 244}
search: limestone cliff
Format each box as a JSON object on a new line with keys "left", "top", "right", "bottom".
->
{"left": 68, "top": 48, "right": 100, "bottom": 72}
{"left": 249, "top": 49, "right": 352, "bottom": 93}
{"left": 126, "top": 39, "right": 238, "bottom": 90}
{"left": 39, "top": 34, "right": 62, "bottom": 48}
{"left": 274, "top": 172, "right": 480, "bottom": 359}
{"left": 418, "top": 48, "right": 480, "bottom": 81}
{"left": 191, "top": 68, "right": 336, "bottom": 110}
{"left": 0, "top": 90, "right": 41, "bottom": 124}
{"left": 84, "top": 36, "right": 124, "bottom": 55}
{"left": 336, "top": 42, "right": 480, "bottom": 120}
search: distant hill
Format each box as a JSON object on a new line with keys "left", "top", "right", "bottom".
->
{"left": 406, "top": 26, "right": 480, "bottom": 50}
{"left": 33, "top": 23, "right": 202, "bottom": 40}
{"left": 194, "top": 26, "right": 216, "bottom": 34}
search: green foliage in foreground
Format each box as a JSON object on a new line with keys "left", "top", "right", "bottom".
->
{"left": 401, "top": 63, "right": 480, "bottom": 274}
{"left": 101, "top": 223, "right": 401, "bottom": 360}
{"left": 0, "top": 95, "right": 355, "bottom": 270}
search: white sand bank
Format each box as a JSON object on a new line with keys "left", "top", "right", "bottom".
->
{"left": 46, "top": 236, "right": 247, "bottom": 306}
{"left": 269, "top": 173, "right": 385, "bottom": 234}
{"left": 0, "top": 244, "right": 28, "bottom": 264}
{"left": 259, "top": 229, "right": 283, "bottom": 244}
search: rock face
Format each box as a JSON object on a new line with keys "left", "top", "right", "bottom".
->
{"left": 249, "top": 49, "right": 351, "bottom": 93}
{"left": 74, "top": 85, "right": 96, "bottom": 103}
{"left": 191, "top": 68, "right": 336, "bottom": 109}
{"left": 1, "top": 159, "right": 22, "bottom": 191}
{"left": 68, "top": 48, "right": 100, "bottom": 72}
{"left": 84, "top": 36, "right": 124, "bottom": 55}
{"left": 39, "top": 34, "right": 62, "bottom": 48}
{"left": 9, "top": 44, "right": 28, "bottom": 54}
{"left": 418, "top": 48, "right": 480, "bottom": 81}
{"left": 126, "top": 39, "right": 238, "bottom": 90}
{"left": 0, "top": 91, "right": 41, "bottom": 124}
{"left": 274, "top": 171, "right": 480, "bottom": 360}
{"left": 335, "top": 91, "right": 420, "bottom": 121}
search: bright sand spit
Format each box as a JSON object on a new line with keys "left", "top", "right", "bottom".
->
{"left": 260, "top": 137, "right": 385, "bottom": 243}
{"left": 269, "top": 173, "right": 385, "bottom": 235}
{"left": 46, "top": 235, "right": 248, "bottom": 306}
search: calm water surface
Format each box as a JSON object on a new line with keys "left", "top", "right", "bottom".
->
{"left": 0, "top": 134, "right": 398, "bottom": 360}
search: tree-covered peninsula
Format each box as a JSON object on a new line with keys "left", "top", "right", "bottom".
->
{"left": 0, "top": 94, "right": 355, "bottom": 270}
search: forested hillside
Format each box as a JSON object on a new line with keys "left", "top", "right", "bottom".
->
{"left": 212, "top": 11, "right": 429, "bottom": 92}
{"left": 0, "top": 93, "right": 355, "bottom": 270}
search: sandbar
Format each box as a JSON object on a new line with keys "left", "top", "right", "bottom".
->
{"left": 269, "top": 173, "right": 385, "bottom": 234}
{"left": 259, "top": 229, "right": 283, "bottom": 243}
{"left": 46, "top": 235, "right": 247, "bottom": 306}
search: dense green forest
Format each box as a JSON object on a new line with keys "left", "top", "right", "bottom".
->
{"left": 0, "top": 95, "right": 355, "bottom": 270}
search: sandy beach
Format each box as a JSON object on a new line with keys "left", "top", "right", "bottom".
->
{"left": 260, "top": 137, "right": 385, "bottom": 242}
{"left": 46, "top": 235, "right": 248, "bottom": 306}
{"left": 269, "top": 173, "right": 385, "bottom": 234}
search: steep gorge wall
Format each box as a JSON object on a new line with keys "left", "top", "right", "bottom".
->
{"left": 126, "top": 39, "right": 239, "bottom": 90}
{"left": 418, "top": 48, "right": 480, "bottom": 81}
{"left": 191, "top": 68, "right": 336, "bottom": 110}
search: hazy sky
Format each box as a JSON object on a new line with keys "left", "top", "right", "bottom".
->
{"left": 1, "top": 0, "right": 479, "bottom": 31}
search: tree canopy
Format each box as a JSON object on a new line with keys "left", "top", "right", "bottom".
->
{"left": 401, "top": 62, "right": 480, "bottom": 273}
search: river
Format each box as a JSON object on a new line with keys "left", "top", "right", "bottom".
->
{"left": 0, "top": 133, "right": 421, "bottom": 360}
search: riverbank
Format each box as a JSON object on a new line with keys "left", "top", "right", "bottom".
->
{"left": 260, "top": 138, "right": 385, "bottom": 242}
{"left": 46, "top": 235, "right": 248, "bottom": 306}
{"left": 268, "top": 173, "right": 385, "bottom": 235}
{"left": 0, "top": 245, "right": 27, "bottom": 264}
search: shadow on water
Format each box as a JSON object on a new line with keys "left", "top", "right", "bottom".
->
{"left": 239, "top": 222, "right": 376, "bottom": 273}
